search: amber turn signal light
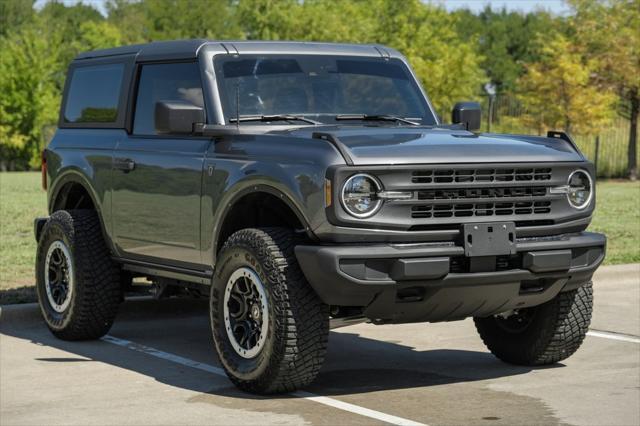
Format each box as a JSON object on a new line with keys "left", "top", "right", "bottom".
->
{"left": 324, "top": 178, "right": 332, "bottom": 207}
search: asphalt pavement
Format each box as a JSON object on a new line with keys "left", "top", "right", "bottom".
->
{"left": 1, "top": 263, "right": 639, "bottom": 426}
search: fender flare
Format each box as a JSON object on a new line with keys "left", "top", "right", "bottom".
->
{"left": 48, "top": 170, "right": 115, "bottom": 254}
{"left": 211, "top": 183, "right": 317, "bottom": 264}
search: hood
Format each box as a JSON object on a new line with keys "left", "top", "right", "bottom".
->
{"left": 288, "top": 127, "right": 584, "bottom": 165}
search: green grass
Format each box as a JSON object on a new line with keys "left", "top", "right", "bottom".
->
{"left": 0, "top": 173, "right": 47, "bottom": 283}
{"left": 589, "top": 180, "right": 640, "bottom": 264}
{"left": 0, "top": 172, "right": 47, "bottom": 304}
{"left": 0, "top": 172, "right": 638, "bottom": 304}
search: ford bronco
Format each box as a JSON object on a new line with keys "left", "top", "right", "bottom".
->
{"left": 35, "top": 40, "right": 606, "bottom": 394}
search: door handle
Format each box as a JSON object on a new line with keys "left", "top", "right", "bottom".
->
{"left": 114, "top": 158, "right": 135, "bottom": 172}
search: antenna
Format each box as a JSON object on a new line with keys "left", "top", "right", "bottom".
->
{"left": 235, "top": 83, "right": 240, "bottom": 131}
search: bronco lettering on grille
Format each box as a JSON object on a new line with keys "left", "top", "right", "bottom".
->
{"left": 418, "top": 187, "right": 547, "bottom": 200}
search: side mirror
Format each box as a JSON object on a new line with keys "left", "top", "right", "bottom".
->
{"left": 451, "top": 101, "right": 481, "bottom": 131}
{"left": 154, "top": 100, "right": 204, "bottom": 135}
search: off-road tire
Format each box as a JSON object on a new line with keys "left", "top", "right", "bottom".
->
{"left": 474, "top": 282, "right": 593, "bottom": 365}
{"left": 36, "top": 209, "right": 121, "bottom": 340}
{"left": 210, "top": 227, "right": 329, "bottom": 394}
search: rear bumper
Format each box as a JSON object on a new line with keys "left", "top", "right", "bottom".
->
{"left": 295, "top": 232, "right": 606, "bottom": 323}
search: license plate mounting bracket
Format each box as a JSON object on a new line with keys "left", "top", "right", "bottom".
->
{"left": 463, "top": 222, "right": 516, "bottom": 257}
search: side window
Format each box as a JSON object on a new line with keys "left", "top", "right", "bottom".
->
{"left": 133, "top": 62, "right": 205, "bottom": 135}
{"left": 64, "top": 63, "right": 124, "bottom": 123}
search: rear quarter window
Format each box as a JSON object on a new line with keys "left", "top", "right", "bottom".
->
{"left": 63, "top": 63, "right": 125, "bottom": 124}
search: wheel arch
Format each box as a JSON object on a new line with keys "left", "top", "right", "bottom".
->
{"left": 212, "top": 185, "right": 316, "bottom": 264}
{"left": 48, "top": 170, "right": 114, "bottom": 253}
{"left": 51, "top": 176, "right": 96, "bottom": 212}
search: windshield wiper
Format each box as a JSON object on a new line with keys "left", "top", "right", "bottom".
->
{"left": 229, "top": 114, "right": 321, "bottom": 125}
{"left": 334, "top": 114, "right": 420, "bottom": 126}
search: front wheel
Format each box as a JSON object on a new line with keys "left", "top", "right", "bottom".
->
{"left": 210, "top": 228, "right": 329, "bottom": 394}
{"left": 474, "top": 282, "right": 593, "bottom": 365}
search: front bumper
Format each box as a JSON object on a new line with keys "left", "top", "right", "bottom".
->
{"left": 295, "top": 232, "right": 606, "bottom": 324}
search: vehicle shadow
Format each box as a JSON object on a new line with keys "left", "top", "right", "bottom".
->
{"left": 0, "top": 286, "right": 37, "bottom": 305}
{"left": 0, "top": 297, "right": 561, "bottom": 400}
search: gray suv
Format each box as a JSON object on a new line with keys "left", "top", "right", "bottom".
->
{"left": 34, "top": 40, "right": 606, "bottom": 394}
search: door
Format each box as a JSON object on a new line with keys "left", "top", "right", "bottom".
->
{"left": 112, "top": 62, "right": 210, "bottom": 266}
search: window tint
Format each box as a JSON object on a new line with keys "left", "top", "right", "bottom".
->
{"left": 64, "top": 63, "right": 124, "bottom": 123}
{"left": 133, "top": 62, "right": 204, "bottom": 135}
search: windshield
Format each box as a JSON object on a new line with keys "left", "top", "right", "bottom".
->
{"left": 214, "top": 55, "right": 436, "bottom": 125}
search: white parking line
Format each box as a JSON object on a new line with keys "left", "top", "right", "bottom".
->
{"left": 587, "top": 330, "right": 640, "bottom": 344}
{"left": 102, "top": 335, "right": 226, "bottom": 375}
{"left": 101, "top": 335, "right": 426, "bottom": 426}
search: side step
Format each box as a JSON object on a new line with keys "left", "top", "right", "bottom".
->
{"left": 115, "top": 257, "right": 213, "bottom": 285}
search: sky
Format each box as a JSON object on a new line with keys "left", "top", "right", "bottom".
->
{"left": 34, "top": 0, "right": 573, "bottom": 17}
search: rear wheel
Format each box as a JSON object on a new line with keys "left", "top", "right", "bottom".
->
{"left": 474, "top": 282, "right": 593, "bottom": 365}
{"left": 210, "top": 227, "right": 329, "bottom": 394}
{"left": 36, "top": 210, "right": 122, "bottom": 340}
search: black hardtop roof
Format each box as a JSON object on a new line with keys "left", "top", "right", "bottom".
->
{"left": 74, "top": 39, "right": 401, "bottom": 62}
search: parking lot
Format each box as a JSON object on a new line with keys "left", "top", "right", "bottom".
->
{"left": 1, "top": 263, "right": 638, "bottom": 426}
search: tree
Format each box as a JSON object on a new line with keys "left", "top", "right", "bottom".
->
{"left": 295, "top": 0, "right": 378, "bottom": 43}
{"left": 0, "top": 1, "right": 127, "bottom": 170}
{"left": 370, "top": 0, "right": 486, "bottom": 115}
{"left": 73, "top": 20, "right": 123, "bottom": 52}
{"left": 236, "top": 0, "right": 301, "bottom": 40}
{"left": 0, "top": 124, "right": 29, "bottom": 171}
{"left": 107, "top": 0, "right": 241, "bottom": 43}
{"left": 0, "top": 0, "right": 35, "bottom": 37}
{"left": 0, "top": 20, "right": 62, "bottom": 169}
{"left": 517, "top": 34, "right": 616, "bottom": 135}
{"left": 105, "top": 0, "right": 149, "bottom": 43}
{"left": 454, "top": 6, "right": 561, "bottom": 93}
{"left": 568, "top": 0, "right": 640, "bottom": 179}
{"left": 38, "top": 1, "right": 107, "bottom": 90}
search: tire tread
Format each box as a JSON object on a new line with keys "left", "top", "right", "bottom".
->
{"left": 213, "top": 227, "right": 329, "bottom": 394}
{"left": 474, "top": 282, "right": 593, "bottom": 365}
{"left": 37, "top": 210, "right": 121, "bottom": 340}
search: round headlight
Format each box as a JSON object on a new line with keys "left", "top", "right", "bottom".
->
{"left": 567, "top": 170, "right": 593, "bottom": 209}
{"left": 341, "top": 174, "right": 382, "bottom": 218}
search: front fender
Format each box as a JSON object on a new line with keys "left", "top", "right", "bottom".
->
{"left": 202, "top": 162, "right": 327, "bottom": 266}
{"left": 201, "top": 133, "right": 343, "bottom": 266}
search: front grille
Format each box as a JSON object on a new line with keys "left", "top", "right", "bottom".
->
{"left": 411, "top": 201, "right": 552, "bottom": 218}
{"left": 412, "top": 167, "right": 552, "bottom": 184}
{"left": 407, "top": 166, "right": 556, "bottom": 222}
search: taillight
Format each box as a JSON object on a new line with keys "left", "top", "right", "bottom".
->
{"left": 41, "top": 150, "right": 47, "bottom": 190}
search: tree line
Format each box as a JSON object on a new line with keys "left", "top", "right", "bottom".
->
{"left": 0, "top": 0, "right": 638, "bottom": 178}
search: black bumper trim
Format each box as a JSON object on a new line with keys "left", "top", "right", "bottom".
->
{"left": 295, "top": 232, "right": 606, "bottom": 321}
